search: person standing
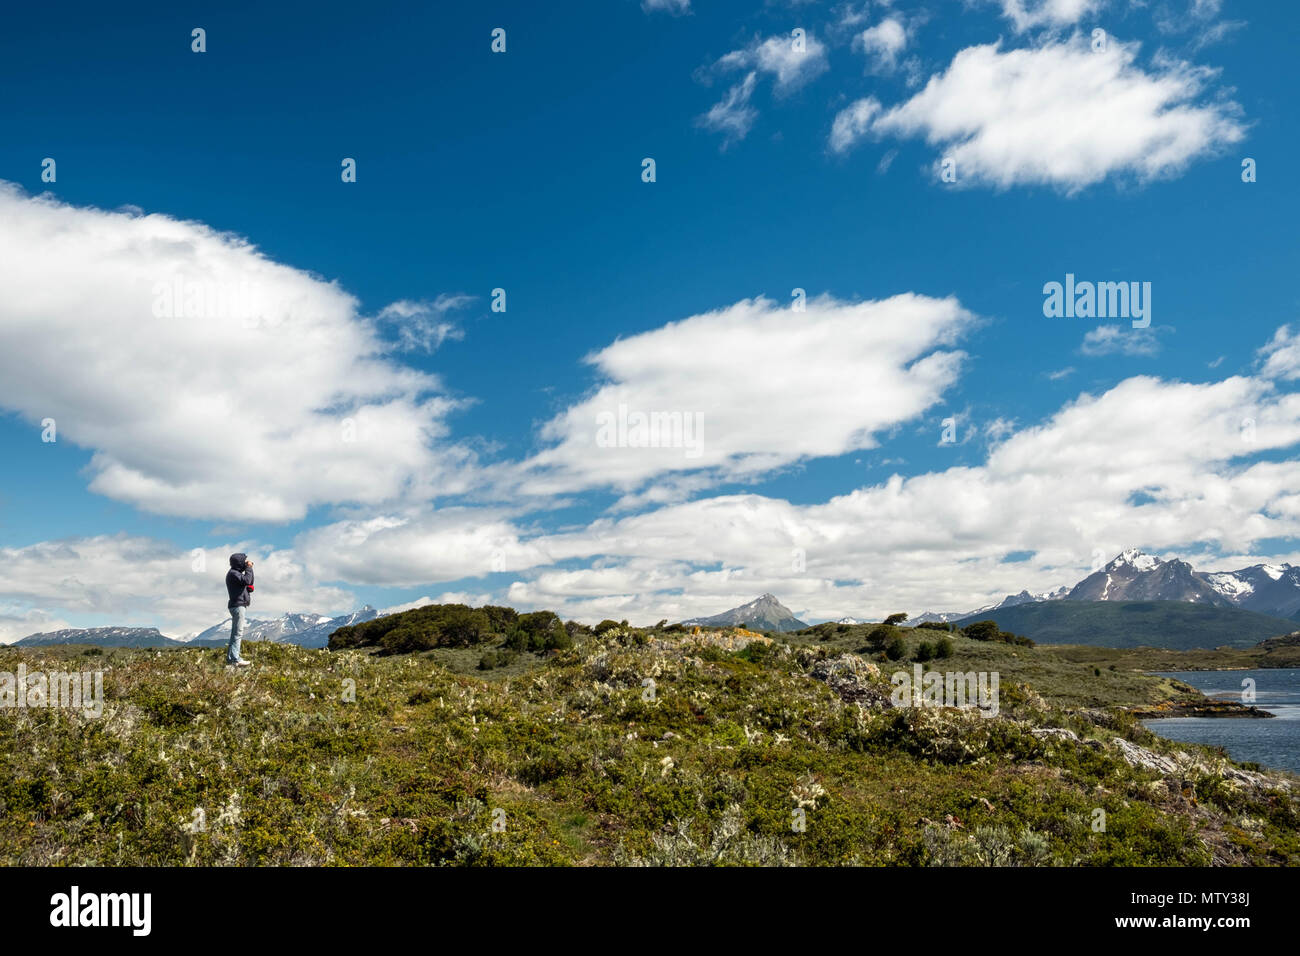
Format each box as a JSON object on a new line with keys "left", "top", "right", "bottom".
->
{"left": 225, "top": 553, "right": 255, "bottom": 667}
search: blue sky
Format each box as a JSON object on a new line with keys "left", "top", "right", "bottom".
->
{"left": 1, "top": 0, "right": 1298, "bottom": 639}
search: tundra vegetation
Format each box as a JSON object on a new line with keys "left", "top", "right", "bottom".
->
{"left": 0, "top": 606, "right": 1295, "bottom": 866}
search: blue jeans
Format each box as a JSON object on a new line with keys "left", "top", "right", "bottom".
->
{"left": 227, "top": 606, "right": 246, "bottom": 664}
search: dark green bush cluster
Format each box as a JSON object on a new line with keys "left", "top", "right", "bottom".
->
{"left": 478, "top": 649, "right": 519, "bottom": 670}
{"left": 914, "top": 620, "right": 954, "bottom": 632}
{"left": 913, "top": 636, "right": 955, "bottom": 662}
{"left": 502, "top": 611, "right": 575, "bottom": 653}
{"left": 961, "top": 619, "right": 1035, "bottom": 647}
{"left": 330, "top": 603, "right": 521, "bottom": 654}
{"left": 861, "top": 623, "right": 902, "bottom": 654}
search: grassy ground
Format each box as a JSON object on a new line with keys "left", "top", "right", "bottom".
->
{"left": 1, "top": 627, "right": 1297, "bottom": 866}
{"left": 1048, "top": 634, "right": 1300, "bottom": 672}
{"left": 783, "top": 624, "right": 1202, "bottom": 709}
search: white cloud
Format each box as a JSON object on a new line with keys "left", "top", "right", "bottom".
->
{"left": 288, "top": 341, "right": 1300, "bottom": 625}
{"left": 296, "top": 507, "right": 553, "bottom": 588}
{"left": 751, "top": 33, "right": 830, "bottom": 94}
{"left": 994, "top": 0, "right": 1106, "bottom": 32}
{"left": 378, "top": 294, "right": 474, "bottom": 352}
{"left": 516, "top": 293, "right": 977, "bottom": 494}
{"left": 0, "top": 535, "right": 353, "bottom": 642}
{"left": 855, "top": 17, "right": 909, "bottom": 72}
{"left": 15, "top": 333, "right": 1300, "bottom": 630}
{"left": 699, "top": 32, "right": 829, "bottom": 145}
{"left": 0, "top": 184, "right": 477, "bottom": 522}
{"left": 0, "top": 604, "right": 74, "bottom": 646}
{"left": 829, "top": 38, "right": 1245, "bottom": 190}
{"left": 1259, "top": 325, "right": 1300, "bottom": 380}
{"left": 1080, "top": 324, "right": 1164, "bottom": 356}
{"left": 697, "top": 72, "right": 759, "bottom": 145}
{"left": 643, "top": 0, "right": 690, "bottom": 13}
{"left": 830, "top": 97, "right": 882, "bottom": 153}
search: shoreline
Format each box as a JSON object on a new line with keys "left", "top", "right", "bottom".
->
{"left": 1125, "top": 699, "right": 1276, "bottom": 719}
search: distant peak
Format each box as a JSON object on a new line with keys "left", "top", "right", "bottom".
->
{"left": 1108, "top": 548, "right": 1162, "bottom": 571}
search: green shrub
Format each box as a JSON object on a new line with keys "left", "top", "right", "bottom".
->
{"left": 963, "top": 620, "right": 1000, "bottom": 642}
{"left": 478, "top": 649, "right": 519, "bottom": 670}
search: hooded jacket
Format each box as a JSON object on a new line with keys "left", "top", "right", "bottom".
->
{"left": 226, "top": 553, "right": 255, "bottom": 609}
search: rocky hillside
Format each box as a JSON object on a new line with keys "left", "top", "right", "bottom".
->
{"left": 1, "top": 618, "right": 1296, "bottom": 866}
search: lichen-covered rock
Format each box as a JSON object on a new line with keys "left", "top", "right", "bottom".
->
{"left": 1111, "top": 737, "right": 1185, "bottom": 775}
{"left": 1030, "top": 727, "right": 1079, "bottom": 742}
{"left": 809, "top": 654, "right": 891, "bottom": 708}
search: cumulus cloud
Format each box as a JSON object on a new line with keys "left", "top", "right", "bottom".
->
{"left": 288, "top": 345, "right": 1300, "bottom": 625}
{"left": 828, "top": 38, "right": 1245, "bottom": 190}
{"left": 0, "top": 604, "right": 74, "bottom": 646}
{"left": 515, "top": 293, "right": 977, "bottom": 495}
{"left": 15, "top": 337, "right": 1300, "bottom": 629}
{"left": 0, "top": 184, "right": 477, "bottom": 522}
{"left": 830, "top": 97, "right": 883, "bottom": 153}
{"left": 0, "top": 535, "right": 353, "bottom": 642}
{"left": 855, "top": 17, "right": 909, "bottom": 72}
{"left": 1259, "top": 325, "right": 1300, "bottom": 381}
{"left": 993, "top": 0, "right": 1107, "bottom": 32}
{"left": 295, "top": 507, "right": 554, "bottom": 588}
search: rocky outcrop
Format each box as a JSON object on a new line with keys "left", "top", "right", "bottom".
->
{"left": 808, "top": 654, "right": 892, "bottom": 708}
{"left": 1110, "top": 736, "right": 1288, "bottom": 791}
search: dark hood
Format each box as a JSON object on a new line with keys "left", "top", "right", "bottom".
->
{"left": 229, "top": 553, "right": 248, "bottom": 572}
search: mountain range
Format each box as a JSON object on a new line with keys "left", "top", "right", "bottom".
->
{"left": 914, "top": 549, "right": 1300, "bottom": 624}
{"left": 188, "top": 608, "right": 381, "bottom": 649}
{"left": 13, "top": 606, "right": 390, "bottom": 649}
{"left": 12, "top": 549, "right": 1300, "bottom": 649}
{"left": 15, "top": 626, "right": 185, "bottom": 648}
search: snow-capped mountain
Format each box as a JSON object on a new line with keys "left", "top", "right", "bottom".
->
{"left": 680, "top": 593, "right": 808, "bottom": 633}
{"left": 919, "top": 549, "right": 1300, "bottom": 622}
{"left": 189, "top": 600, "right": 429, "bottom": 649}
{"left": 15, "top": 626, "right": 183, "bottom": 648}
{"left": 835, "top": 616, "right": 867, "bottom": 625}
{"left": 1067, "top": 549, "right": 1230, "bottom": 605}
{"left": 910, "top": 610, "right": 963, "bottom": 625}
{"left": 286, "top": 606, "right": 381, "bottom": 649}
{"left": 913, "top": 586, "right": 1068, "bottom": 625}
{"left": 1203, "top": 564, "right": 1300, "bottom": 618}
{"left": 13, "top": 602, "right": 419, "bottom": 651}
{"left": 189, "top": 611, "right": 338, "bottom": 647}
